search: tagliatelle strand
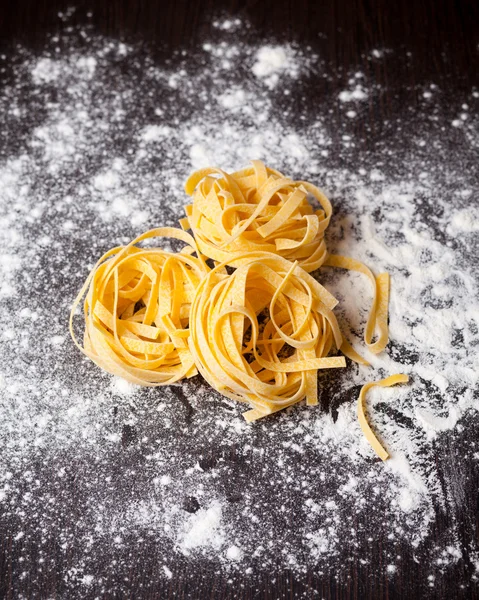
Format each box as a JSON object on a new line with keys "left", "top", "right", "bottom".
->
{"left": 324, "top": 254, "right": 390, "bottom": 356}
{"left": 69, "top": 227, "right": 209, "bottom": 386}
{"left": 357, "top": 374, "right": 409, "bottom": 460}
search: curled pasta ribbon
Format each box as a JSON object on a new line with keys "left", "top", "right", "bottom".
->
{"left": 188, "top": 252, "right": 346, "bottom": 422}
{"left": 324, "top": 254, "right": 390, "bottom": 362}
{"left": 69, "top": 227, "right": 209, "bottom": 386}
{"left": 182, "top": 160, "right": 332, "bottom": 273}
{"left": 357, "top": 374, "right": 409, "bottom": 460}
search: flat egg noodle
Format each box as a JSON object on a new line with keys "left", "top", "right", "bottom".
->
{"left": 69, "top": 227, "right": 209, "bottom": 386}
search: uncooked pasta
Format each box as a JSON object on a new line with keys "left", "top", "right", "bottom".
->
{"left": 70, "top": 163, "right": 408, "bottom": 460}
{"left": 69, "top": 227, "right": 208, "bottom": 386}
{"left": 182, "top": 160, "right": 331, "bottom": 272}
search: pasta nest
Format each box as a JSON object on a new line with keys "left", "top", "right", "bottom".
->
{"left": 69, "top": 228, "right": 209, "bottom": 386}
{"left": 182, "top": 160, "right": 332, "bottom": 272}
{"left": 188, "top": 252, "right": 347, "bottom": 421}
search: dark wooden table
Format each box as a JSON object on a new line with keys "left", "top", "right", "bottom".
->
{"left": 2, "top": 0, "right": 479, "bottom": 88}
{"left": 0, "top": 1, "right": 478, "bottom": 599}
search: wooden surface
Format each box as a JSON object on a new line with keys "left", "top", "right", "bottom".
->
{"left": 0, "top": 1, "right": 478, "bottom": 599}
{"left": 2, "top": 0, "right": 479, "bottom": 85}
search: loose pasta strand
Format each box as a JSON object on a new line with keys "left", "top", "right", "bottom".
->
{"left": 357, "top": 374, "right": 409, "bottom": 460}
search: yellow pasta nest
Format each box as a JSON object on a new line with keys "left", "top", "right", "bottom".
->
{"left": 70, "top": 162, "right": 409, "bottom": 461}
{"left": 69, "top": 227, "right": 209, "bottom": 386}
{"left": 188, "top": 252, "right": 347, "bottom": 422}
{"left": 181, "top": 160, "right": 332, "bottom": 272}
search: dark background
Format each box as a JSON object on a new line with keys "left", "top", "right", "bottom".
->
{"left": 1, "top": 0, "right": 479, "bottom": 88}
{"left": 0, "top": 1, "right": 478, "bottom": 599}
{"left": 2, "top": 0, "right": 479, "bottom": 154}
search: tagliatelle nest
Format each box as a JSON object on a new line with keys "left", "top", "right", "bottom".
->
{"left": 188, "top": 252, "right": 347, "bottom": 421}
{"left": 69, "top": 163, "right": 406, "bottom": 460}
{"left": 69, "top": 227, "right": 209, "bottom": 386}
{"left": 181, "top": 160, "right": 332, "bottom": 272}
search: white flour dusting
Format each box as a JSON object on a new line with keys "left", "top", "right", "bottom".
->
{"left": 178, "top": 501, "right": 225, "bottom": 554}
{"left": 338, "top": 78, "right": 368, "bottom": 102}
{"left": 0, "top": 14, "right": 478, "bottom": 597}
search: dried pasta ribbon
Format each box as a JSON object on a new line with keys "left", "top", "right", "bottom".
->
{"left": 183, "top": 160, "right": 332, "bottom": 273}
{"left": 323, "top": 254, "right": 390, "bottom": 359}
{"left": 357, "top": 374, "right": 409, "bottom": 460}
{"left": 188, "top": 251, "right": 346, "bottom": 421}
{"left": 69, "top": 227, "right": 209, "bottom": 386}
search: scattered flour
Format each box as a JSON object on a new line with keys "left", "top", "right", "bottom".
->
{"left": 162, "top": 565, "right": 173, "bottom": 579}
{"left": 386, "top": 564, "right": 397, "bottom": 574}
{"left": 110, "top": 376, "right": 138, "bottom": 397}
{"left": 252, "top": 46, "right": 289, "bottom": 78}
{"left": 178, "top": 501, "right": 225, "bottom": 554}
{"left": 31, "top": 57, "right": 62, "bottom": 83}
{"left": 338, "top": 83, "right": 368, "bottom": 102}
{"left": 213, "top": 18, "right": 242, "bottom": 31}
{"left": 447, "top": 206, "right": 479, "bottom": 235}
{"left": 226, "top": 545, "right": 243, "bottom": 561}
{"left": 251, "top": 44, "right": 316, "bottom": 89}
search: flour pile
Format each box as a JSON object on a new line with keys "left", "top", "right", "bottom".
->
{"left": 0, "top": 15, "right": 478, "bottom": 596}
